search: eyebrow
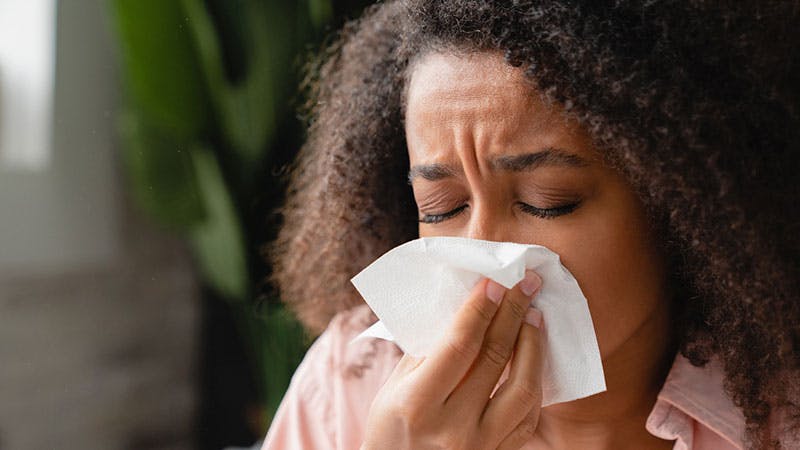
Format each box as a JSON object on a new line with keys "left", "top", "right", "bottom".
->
{"left": 407, "top": 147, "right": 590, "bottom": 183}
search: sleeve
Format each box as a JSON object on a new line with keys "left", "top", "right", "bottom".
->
{"left": 261, "top": 327, "right": 338, "bottom": 450}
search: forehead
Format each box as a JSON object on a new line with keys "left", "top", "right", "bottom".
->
{"left": 407, "top": 51, "right": 529, "bottom": 99}
{"left": 404, "top": 51, "right": 587, "bottom": 163}
{"left": 406, "top": 51, "right": 542, "bottom": 124}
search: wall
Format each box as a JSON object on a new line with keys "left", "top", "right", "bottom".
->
{"left": 0, "top": 1, "right": 200, "bottom": 448}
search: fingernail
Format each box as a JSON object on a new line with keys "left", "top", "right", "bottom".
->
{"left": 519, "top": 270, "right": 542, "bottom": 297}
{"left": 525, "top": 307, "right": 543, "bottom": 329}
{"left": 485, "top": 279, "right": 506, "bottom": 305}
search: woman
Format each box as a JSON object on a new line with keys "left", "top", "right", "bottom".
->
{"left": 264, "top": 1, "right": 800, "bottom": 448}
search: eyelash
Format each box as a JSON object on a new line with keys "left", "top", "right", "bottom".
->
{"left": 418, "top": 201, "right": 581, "bottom": 224}
{"left": 418, "top": 205, "right": 469, "bottom": 224}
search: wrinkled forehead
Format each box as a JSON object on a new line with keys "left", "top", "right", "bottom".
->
{"left": 404, "top": 51, "right": 569, "bottom": 146}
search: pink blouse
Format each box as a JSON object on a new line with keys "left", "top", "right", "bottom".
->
{"left": 262, "top": 305, "right": 746, "bottom": 450}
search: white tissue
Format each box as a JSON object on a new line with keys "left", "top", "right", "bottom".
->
{"left": 350, "top": 236, "right": 606, "bottom": 407}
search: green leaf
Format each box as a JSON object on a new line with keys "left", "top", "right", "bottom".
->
{"left": 109, "top": 0, "right": 212, "bottom": 140}
{"left": 241, "top": 302, "right": 309, "bottom": 425}
{"left": 182, "top": 0, "right": 293, "bottom": 166}
{"left": 189, "top": 147, "right": 249, "bottom": 301}
{"left": 118, "top": 111, "right": 205, "bottom": 229}
{"left": 258, "top": 306, "right": 308, "bottom": 419}
{"left": 307, "top": 0, "right": 333, "bottom": 29}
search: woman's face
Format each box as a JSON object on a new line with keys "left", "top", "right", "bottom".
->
{"left": 405, "top": 51, "right": 670, "bottom": 360}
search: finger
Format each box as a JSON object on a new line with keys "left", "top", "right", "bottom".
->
{"left": 448, "top": 270, "right": 541, "bottom": 407}
{"left": 412, "top": 277, "right": 504, "bottom": 399}
{"left": 481, "top": 307, "right": 544, "bottom": 443}
{"left": 496, "top": 398, "right": 541, "bottom": 450}
{"left": 390, "top": 353, "right": 425, "bottom": 379}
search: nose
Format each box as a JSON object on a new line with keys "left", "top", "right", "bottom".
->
{"left": 464, "top": 201, "right": 518, "bottom": 243}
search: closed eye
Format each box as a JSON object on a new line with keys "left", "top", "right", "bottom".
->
{"left": 417, "top": 205, "right": 468, "bottom": 224}
{"left": 517, "top": 201, "right": 580, "bottom": 219}
{"left": 417, "top": 201, "right": 580, "bottom": 224}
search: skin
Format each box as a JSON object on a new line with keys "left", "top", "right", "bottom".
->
{"left": 361, "top": 51, "right": 677, "bottom": 450}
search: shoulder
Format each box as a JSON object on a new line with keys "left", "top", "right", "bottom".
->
{"left": 289, "top": 303, "right": 403, "bottom": 385}
{"left": 652, "top": 354, "right": 800, "bottom": 449}
{"left": 322, "top": 303, "right": 404, "bottom": 380}
{"left": 263, "top": 304, "right": 402, "bottom": 450}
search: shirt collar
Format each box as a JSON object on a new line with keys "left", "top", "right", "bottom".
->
{"left": 647, "top": 354, "right": 746, "bottom": 449}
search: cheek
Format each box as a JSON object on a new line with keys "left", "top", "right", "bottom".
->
{"left": 550, "top": 183, "right": 667, "bottom": 358}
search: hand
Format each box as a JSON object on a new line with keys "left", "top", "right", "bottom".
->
{"left": 361, "top": 270, "right": 544, "bottom": 450}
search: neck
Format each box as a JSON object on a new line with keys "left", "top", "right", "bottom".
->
{"left": 535, "top": 300, "right": 677, "bottom": 450}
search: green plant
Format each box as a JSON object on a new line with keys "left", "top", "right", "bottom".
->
{"left": 108, "top": 0, "right": 370, "bottom": 434}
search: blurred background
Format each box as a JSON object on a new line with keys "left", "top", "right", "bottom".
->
{"left": 0, "top": 0, "right": 371, "bottom": 448}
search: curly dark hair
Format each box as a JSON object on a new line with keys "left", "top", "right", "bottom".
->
{"left": 268, "top": 0, "right": 800, "bottom": 447}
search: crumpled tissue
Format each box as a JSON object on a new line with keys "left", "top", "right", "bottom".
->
{"left": 350, "top": 236, "right": 606, "bottom": 406}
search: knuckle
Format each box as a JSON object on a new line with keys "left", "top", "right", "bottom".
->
{"left": 482, "top": 341, "right": 512, "bottom": 368}
{"left": 446, "top": 335, "right": 480, "bottom": 360}
{"left": 517, "top": 415, "right": 539, "bottom": 440}
{"left": 512, "top": 381, "right": 543, "bottom": 408}
{"left": 389, "top": 396, "right": 425, "bottom": 427}
{"left": 506, "top": 298, "right": 527, "bottom": 321}
{"left": 466, "top": 297, "right": 495, "bottom": 324}
{"left": 436, "top": 431, "right": 466, "bottom": 449}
